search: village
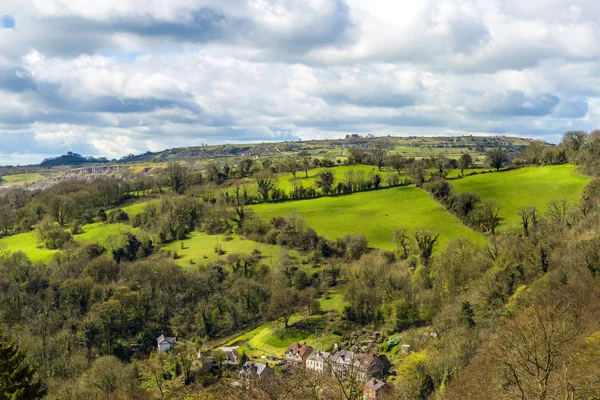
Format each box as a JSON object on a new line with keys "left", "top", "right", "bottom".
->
{"left": 157, "top": 334, "right": 395, "bottom": 399}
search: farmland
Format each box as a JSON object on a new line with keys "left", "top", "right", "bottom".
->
{"left": 452, "top": 165, "right": 590, "bottom": 228}
{"left": 253, "top": 185, "right": 485, "bottom": 250}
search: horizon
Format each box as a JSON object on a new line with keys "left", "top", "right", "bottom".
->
{"left": 1, "top": 1, "right": 599, "bottom": 164}
{"left": 0, "top": 133, "right": 537, "bottom": 167}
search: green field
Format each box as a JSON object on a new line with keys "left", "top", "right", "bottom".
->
{"left": 275, "top": 164, "right": 392, "bottom": 192}
{"left": 452, "top": 165, "right": 590, "bottom": 228}
{"left": 253, "top": 185, "right": 484, "bottom": 250}
{"left": 224, "top": 316, "right": 341, "bottom": 359}
{"left": 0, "top": 222, "right": 290, "bottom": 268}
{"left": 1, "top": 173, "right": 45, "bottom": 186}
{"left": 319, "top": 290, "right": 347, "bottom": 313}
{"left": 0, "top": 231, "right": 57, "bottom": 263}
{"left": 162, "top": 232, "right": 292, "bottom": 267}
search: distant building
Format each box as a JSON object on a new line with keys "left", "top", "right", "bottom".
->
{"left": 363, "top": 378, "right": 393, "bottom": 399}
{"left": 330, "top": 350, "right": 390, "bottom": 382}
{"left": 219, "top": 346, "right": 242, "bottom": 365}
{"left": 306, "top": 351, "right": 332, "bottom": 374}
{"left": 157, "top": 334, "right": 177, "bottom": 352}
{"left": 239, "top": 361, "right": 274, "bottom": 387}
{"left": 284, "top": 342, "right": 313, "bottom": 366}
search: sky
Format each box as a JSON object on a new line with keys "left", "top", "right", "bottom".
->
{"left": 0, "top": 0, "right": 599, "bottom": 165}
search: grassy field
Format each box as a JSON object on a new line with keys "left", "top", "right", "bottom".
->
{"left": 161, "top": 232, "right": 292, "bottom": 267}
{"left": 253, "top": 185, "right": 484, "bottom": 251}
{"left": 452, "top": 165, "right": 590, "bottom": 228}
{"left": 1, "top": 173, "right": 45, "bottom": 186}
{"left": 0, "top": 231, "right": 57, "bottom": 263}
{"left": 319, "top": 290, "right": 347, "bottom": 313}
{"left": 275, "top": 164, "right": 396, "bottom": 192}
{"left": 224, "top": 316, "right": 341, "bottom": 359}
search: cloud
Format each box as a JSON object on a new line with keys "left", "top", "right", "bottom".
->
{"left": 0, "top": 0, "right": 599, "bottom": 164}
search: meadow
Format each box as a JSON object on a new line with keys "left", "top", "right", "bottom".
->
{"left": 253, "top": 185, "right": 485, "bottom": 251}
{"left": 452, "top": 165, "right": 590, "bottom": 228}
{"left": 224, "top": 315, "right": 341, "bottom": 358}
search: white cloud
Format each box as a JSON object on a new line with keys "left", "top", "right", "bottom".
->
{"left": 0, "top": 0, "right": 599, "bottom": 163}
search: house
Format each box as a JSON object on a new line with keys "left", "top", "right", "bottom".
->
{"left": 330, "top": 351, "right": 391, "bottom": 382}
{"left": 363, "top": 378, "right": 393, "bottom": 399}
{"left": 284, "top": 342, "right": 313, "bottom": 366}
{"left": 306, "top": 351, "right": 332, "bottom": 374}
{"left": 156, "top": 334, "right": 177, "bottom": 352}
{"left": 219, "top": 346, "right": 242, "bottom": 365}
{"left": 239, "top": 361, "right": 274, "bottom": 387}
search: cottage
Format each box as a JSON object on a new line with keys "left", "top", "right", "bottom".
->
{"left": 219, "top": 346, "right": 242, "bottom": 365}
{"left": 306, "top": 351, "right": 331, "bottom": 374}
{"left": 156, "top": 334, "right": 177, "bottom": 352}
{"left": 239, "top": 361, "right": 274, "bottom": 387}
{"left": 284, "top": 342, "right": 313, "bottom": 366}
{"left": 330, "top": 351, "right": 390, "bottom": 382}
{"left": 363, "top": 378, "right": 393, "bottom": 399}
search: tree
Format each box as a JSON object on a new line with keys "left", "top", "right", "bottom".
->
{"left": 83, "top": 356, "right": 136, "bottom": 396}
{"left": 561, "top": 131, "right": 588, "bottom": 160}
{"left": 406, "top": 160, "right": 427, "bottom": 187}
{"left": 239, "top": 159, "right": 254, "bottom": 177}
{"left": 386, "top": 154, "right": 406, "bottom": 174}
{"left": 285, "top": 156, "right": 298, "bottom": 178}
{"left": 392, "top": 228, "right": 411, "bottom": 260}
{"left": 371, "top": 145, "right": 389, "bottom": 171}
{"left": 413, "top": 229, "right": 439, "bottom": 265}
{"left": 256, "top": 171, "right": 275, "bottom": 201}
{"left": 165, "top": 162, "right": 189, "bottom": 194}
{"left": 458, "top": 153, "right": 473, "bottom": 176}
{"left": 212, "top": 349, "right": 228, "bottom": 369}
{"left": 518, "top": 207, "right": 538, "bottom": 237}
{"left": 0, "top": 331, "right": 46, "bottom": 399}
{"left": 0, "top": 205, "right": 14, "bottom": 236}
{"left": 173, "top": 341, "right": 200, "bottom": 385}
{"left": 267, "top": 288, "right": 301, "bottom": 328}
{"left": 521, "top": 140, "right": 546, "bottom": 165}
{"left": 486, "top": 149, "right": 509, "bottom": 171}
{"left": 497, "top": 302, "right": 580, "bottom": 400}
{"left": 298, "top": 151, "right": 311, "bottom": 178}
{"left": 316, "top": 171, "right": 335, "bottom": 195}
{"left": 477, "top": 199, "right": 501, "bottom": 234}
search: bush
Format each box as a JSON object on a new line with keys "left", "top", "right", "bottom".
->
{"left": 107, "top": 209, "right": 129, "bottom": 224}
{"left": 70, "top": 219, "right": 84, "bottom": 235}
{"left": 37, "top": 219, "right": 74, "bottom": 250}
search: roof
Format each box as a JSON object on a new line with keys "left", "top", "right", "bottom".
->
{"left": 240, "top": 361, "right": 269, "bottom": 376}
{"left": 365, "top": 378, "right": 390, "bottom": 392}
{"left": 286, "top": 342, "right": 312, "bottom": 358}
{"left": 331, "top": 350, "right": 356, "bottom": 365}
{"left": 307, "top": 351, "right": 331, "bottom": 362}
{"left": 219, "top": 346, "right": 241, "bottom": 363}
{"left": 157, "top": 334, "right": 177, "bottom": 345}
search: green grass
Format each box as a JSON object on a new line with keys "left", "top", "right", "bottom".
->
{"left": 225, "top": 316, "right": 341, "bottom": 358}
{"left": 1, "top": 173, "right": 45, "bottom": 186}
{"left": 161, "top": 232, "right": 291, "bottom": 267}
{"left": 452, "top": 165, "right": 590, "bottom": 228}
{"left": 120, "top": 200, "right": 159, "bottom": 216}
{"left": 75, "top": 223, "right": 139, "bottom": 246}
{"left": 275, "top": 164, "right": 389, "bottom": 192}
{"left": 0, "top": 231, "right": 57, "bottom": 263}
{"left": 253, "top": 186, "right": 484, "bottom": 251}
{"left": 319, "top": 290, "right": 347, "bottom": 313}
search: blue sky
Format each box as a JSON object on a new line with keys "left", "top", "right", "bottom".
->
{"left": 0, "top": 0, "right": 599, "bottom": 165}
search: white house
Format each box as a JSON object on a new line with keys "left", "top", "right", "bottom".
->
{"left": 157, "top": 334, "right": 177, "bottom": 352}
{"left": 305, "top": 351, "right": 331, "bottom": 374}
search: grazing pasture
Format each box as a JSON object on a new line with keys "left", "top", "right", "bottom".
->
{"left": 452, "top": 165, "right": 590, "bottom": 228}
{"left": 253, "top": 185, "right": 484, "bottom": 250}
